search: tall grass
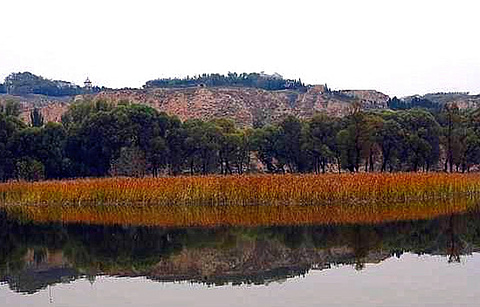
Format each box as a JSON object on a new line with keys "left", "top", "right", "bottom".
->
{"left": 1, "top": 173, "right": 480, "bottom": 227}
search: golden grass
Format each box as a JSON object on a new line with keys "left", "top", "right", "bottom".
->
{"left": 5, "top": 197, "right": 477, "bottom": 227}
{"left": 1, "top": 173, "right": 480, "bottom": 227}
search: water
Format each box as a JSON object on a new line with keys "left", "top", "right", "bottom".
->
{"left": 1, "top": 210, "right": 480, "bottom": 306}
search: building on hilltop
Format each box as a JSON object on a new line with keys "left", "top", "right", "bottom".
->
{"left": 84, "top": 77, "right": 92, "bottom": 91}
{"left": 259, "top": 71, "right": 283, "bottom": 80}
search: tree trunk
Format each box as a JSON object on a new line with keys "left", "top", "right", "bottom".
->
{"left": 369, "top": 152, "right": 374, "bottom": 172}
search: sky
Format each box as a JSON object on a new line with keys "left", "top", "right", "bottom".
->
{"left": 0, "top": 0, "right": 479, "bottom": 97}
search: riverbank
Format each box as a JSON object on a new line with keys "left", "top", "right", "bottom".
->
{"left": 2, "top": 173, "right": 480, "bottom": 226}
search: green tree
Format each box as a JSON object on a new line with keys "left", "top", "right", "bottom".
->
{"left": 183, "top": 120, "right": 221, "bottom": 174}
{"left": 378, "top": 118, "right": 404, "bottom": 172}
{"left": 359, "top": 114, "right": 383, "bottom": 172}
{"left": 166, "top": 125, "right": 187, "bottom": 175}
{"left": 278, "top": 116, "right": 306, "bottom": 172}
{"left": 437, "top": 103, "right": 465, "bottom": 172}
{"left": 233, "top": 129, "right": 253, "bottom": 174}
{"left": 149, "top": 136, "right": 168, "bottom": 177}
{"left": 397, "top": 109, "right": 440, "bottom": 171}
{"left": 4, "top": 72, "right": 82, "bottom": 96}
{"left": 252, "top": 125, "right": 283, "bottom": 173}
{"left": 9, "top": 124, "right": 67, "bottom": 179}
{"left": 61, "top": 99, "right": 114, "bottom": 129}
{"left": 336, "top": 129, "right": 356, "bottom": 172}
{"left": 15, "top": 158, "right": 45, "bottom": 181}
{"left": 0, "top": 99, "right": 21, "bottom": 117}
{"left": 336, "top": 109, "right": 366, "bottom": 172}
{"left": 0, "top": 113, "right": 25, "bottom": 181}
{"left": 215, "top": 119, "right": 241, "bottom": 175}
{"left": 463, "top": 129, "right": 480, "bottom": 172}
{"left": 39, "top": 123, "right": 68, "bottom": 178}
{"left": 30, "top": 108, "right": 44, "bottom": 127}
{"left": 302, "top": 113, "right": 337, "bottom": 173}
{"left": 110, "top": 146, "right": 147, "bottom": 177}
{"left": 67, "top": 111, "right": 123, "bottom": 176}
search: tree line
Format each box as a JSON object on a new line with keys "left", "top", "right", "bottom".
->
{"left": 0, "top": 72, "right": 104, "bottom": 97}
{"left": 144, "top": 72, "right": 306, "bottom": 91}
{"left": 0, "top": 71, "right": 304, "bottom": 97}
{"left": 1, "top": 98, "right": 480, "bottom": 181}
{"left": 387, "top": 96, "right": 441, "bottom": 111}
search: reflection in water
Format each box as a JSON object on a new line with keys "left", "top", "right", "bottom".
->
{"left": 0, "top": 210, "right": 479, "bottom": 294}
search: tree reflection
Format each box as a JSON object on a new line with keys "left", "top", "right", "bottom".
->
{"left": 0, "top": 210, "right": 479, "bottom": 293}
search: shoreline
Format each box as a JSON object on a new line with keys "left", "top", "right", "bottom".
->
{"left": 2, "top": 173, "right": 480, "bottom": 227}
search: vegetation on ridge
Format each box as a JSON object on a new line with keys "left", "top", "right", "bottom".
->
{"left": 144, "top": 72, "right": 307, "bottom": 91}
{"left": 0, "top": 72, "right": 105, "bottom": 96}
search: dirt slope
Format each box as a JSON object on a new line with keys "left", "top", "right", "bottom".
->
{"left": 2, "top": 86, "right": 390, "bottom": 126}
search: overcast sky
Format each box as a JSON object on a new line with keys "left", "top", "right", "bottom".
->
{"left": 0, "top": 0, "right": 479, "bottom": 97}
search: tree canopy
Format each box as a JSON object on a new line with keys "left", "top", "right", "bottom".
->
{"left": 144, "top": 72, "right": 306, "bottom": 91}
{"left": 1, "top": 99, "right": 480, "bottom": 181}
{"left": 1, "top": 72, "right": 104, "bottom": 97}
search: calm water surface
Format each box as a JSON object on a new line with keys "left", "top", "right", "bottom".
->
{"left": 1, "top": 210, "right": 480, "bottom": 306}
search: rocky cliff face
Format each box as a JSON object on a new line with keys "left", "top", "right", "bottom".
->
{"left": 5, "top": 86, "right": 480, "bottom": 127}
{"left": 93, "top": 86, "right": 390, "bottom": 127}
{"left": 402, "top": 92, "right": 480, "bottom": 110}
{"left": 0, "top": 94, "right": 70, "bottom": 124}
{"left": 4, "top": 87, "right": 390, "bottom": 127}
{"left": 2, "top": 87, "right": 391, "bottom": 126}
{"left": 19, "top": 101, "right": 70, "bottom": 124}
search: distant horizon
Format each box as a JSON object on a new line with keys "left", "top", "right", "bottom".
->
{"left": 1, "top": 0, "right": 479, "bottom": 99}
{"left": 1, "top": 69, "right": 478, "bottom": 98}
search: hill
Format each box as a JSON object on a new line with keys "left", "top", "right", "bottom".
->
{"left": 0, "top": 71, "right": 391, "bottom": 126}
{"left": 389, "top": 92, "right": 480, "bottom": 110}
{"left": 0, "top": 94, "right": 71, "bottom": 123}
{"left": 1, "top": 86, "right": 389, "bottom": 127}
{"left": 94, "top": 86, "right": 389, "bottom": 127}
{"left": 3, "top": 71, "right": 480, "bottom": 127}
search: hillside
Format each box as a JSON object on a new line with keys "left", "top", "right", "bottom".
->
{"left": 91, "top": 86, "right": 389, "bottom": 127}
{"left": 391, "top": 92, "right": 480, "bottom": 110}
{"left": 1, "top": 86, "right": 389, "bottom": 127}
{"left": 421, "top": 92, "right": 480, "bottom": 108}
{"left": 0, "top": 94, "right": 71, "bottom": 123}
{"left": 2, "top": 70, "right": 479, "bottom": 127}
{"left": 6, "top": 87, "right": 480, "bottom": 128}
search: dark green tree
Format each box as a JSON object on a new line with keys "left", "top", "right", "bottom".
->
{"left": 302, "top": 113, "right": 337, "bottom": 173}
{"left": 30, "top": 108, "right": 44, "bottom": 127}
{"left": 0, "top": 99, "right": 21, "bottom": 117}
{"left": 0, "top": 113, "right": 25, "bottom": 181}
{"left": 252, "top": 125, "right": 284, "bottom": 173}
{"left": 437, "top": 103, "right": 465, "bottom": 172}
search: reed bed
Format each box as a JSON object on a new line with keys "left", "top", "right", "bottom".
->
{"left": 1, "top": 173, "right": 480, "bottom": 227}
